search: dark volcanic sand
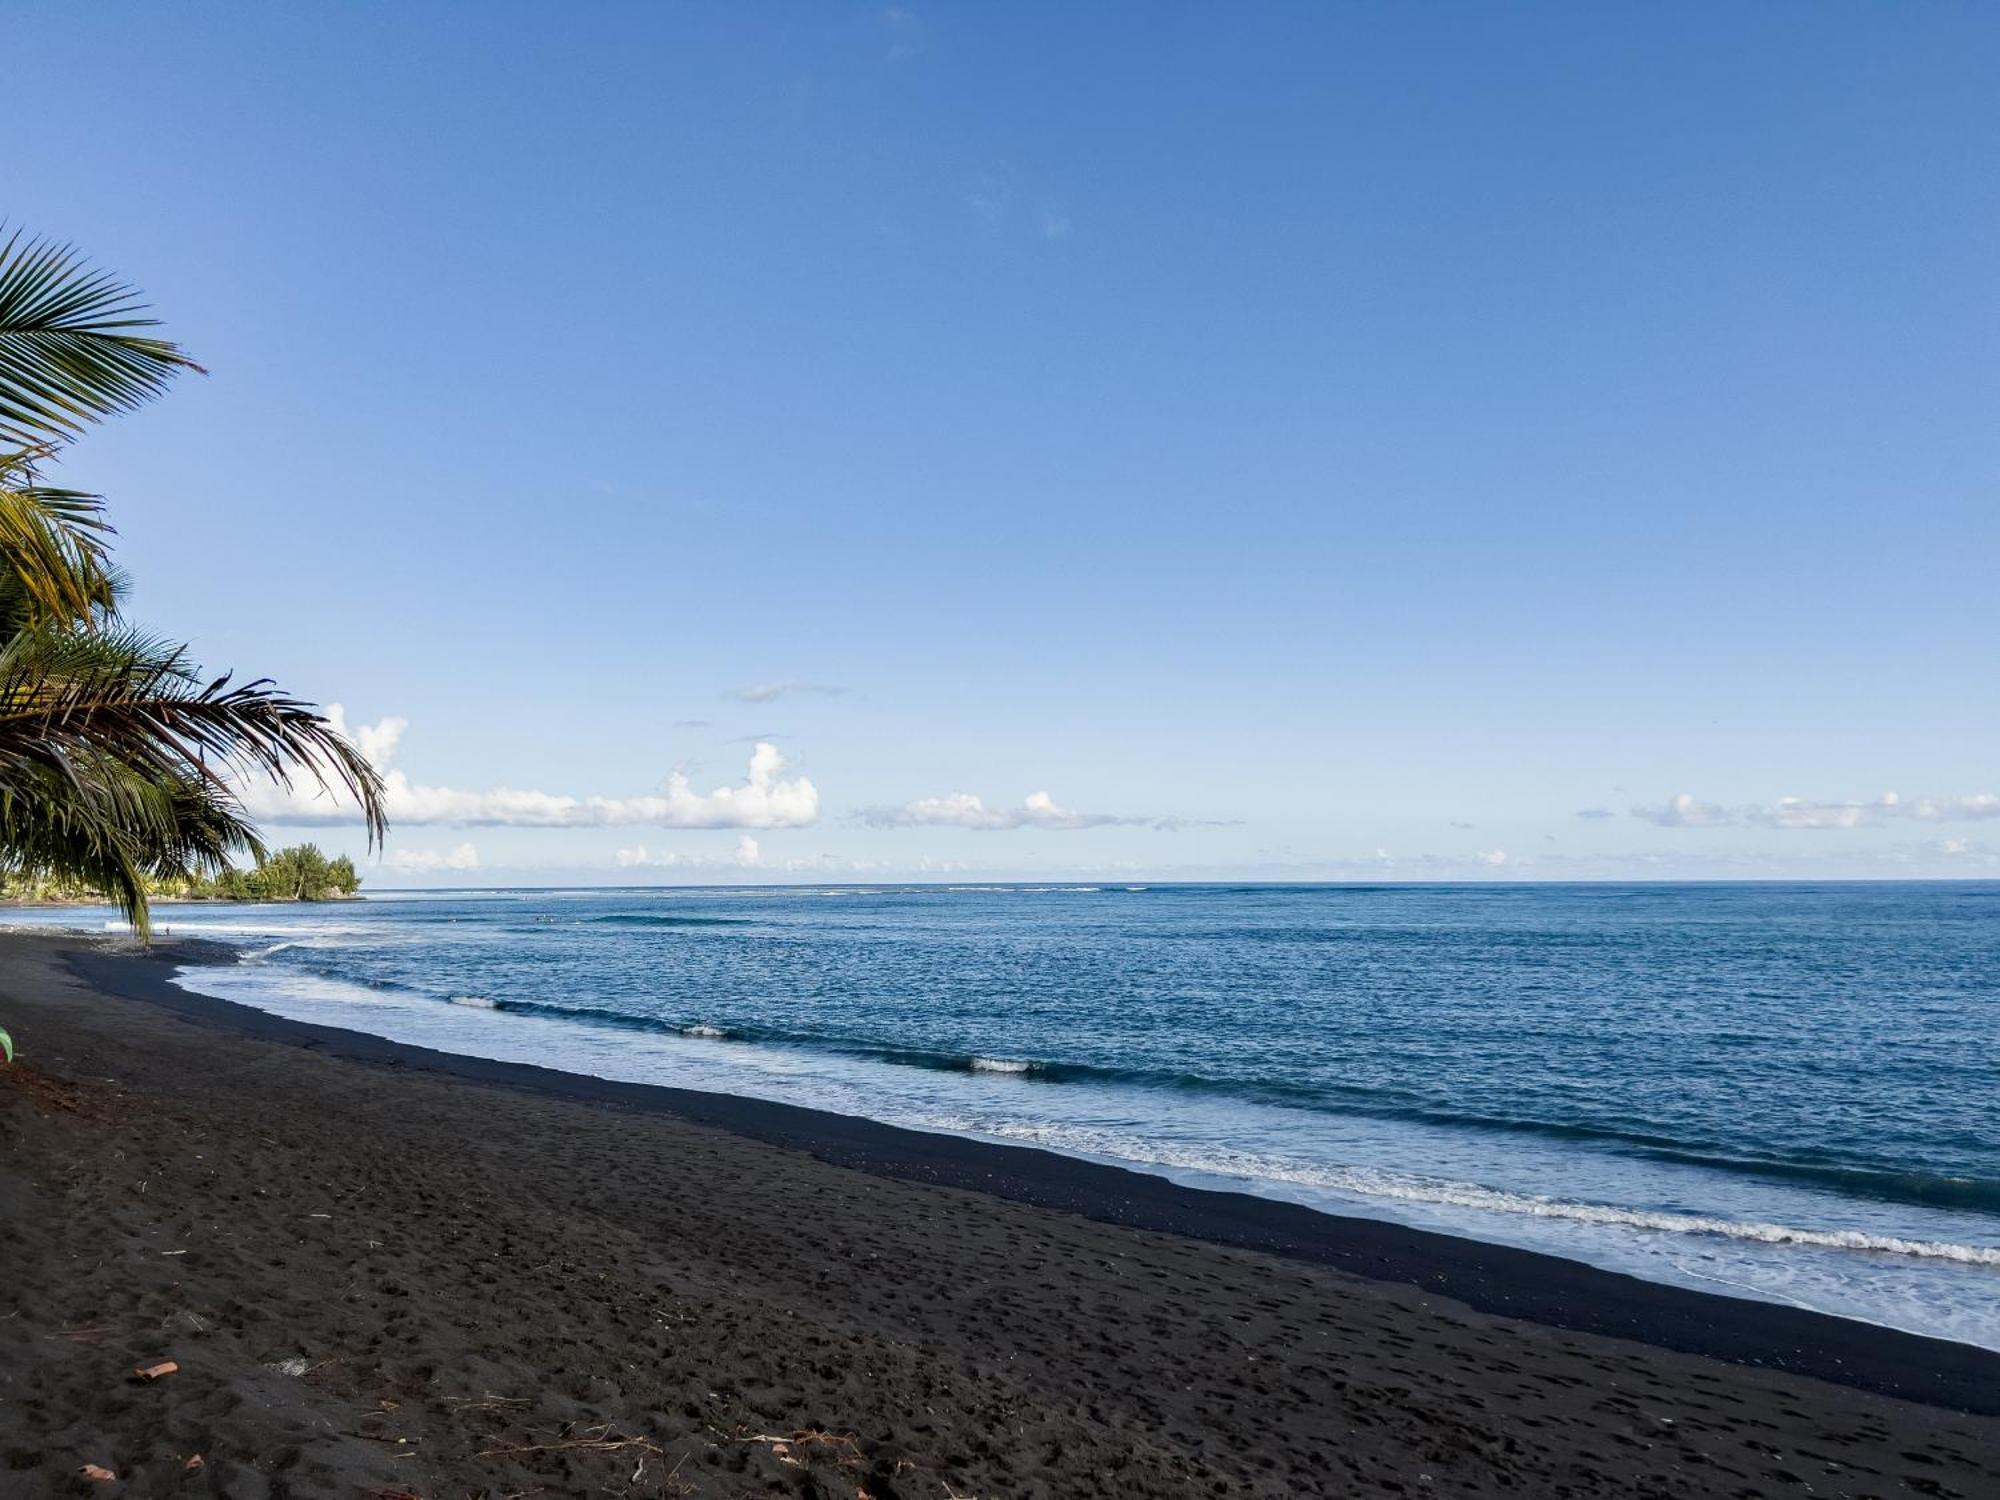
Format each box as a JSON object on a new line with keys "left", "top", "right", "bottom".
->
{"left": 2, "top": 934, "right": 1997, "bottom": 1498}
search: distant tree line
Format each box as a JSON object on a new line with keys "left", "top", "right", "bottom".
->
{"left": 1, "top": 843, "right": 361, "bottom": 904}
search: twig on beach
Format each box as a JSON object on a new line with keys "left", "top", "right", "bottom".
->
{"left": 734, "top": 1427, "right": 867, "bottom": 1471}
{"left": 475, "top": 1423, "right": 663, "bottom": 1461}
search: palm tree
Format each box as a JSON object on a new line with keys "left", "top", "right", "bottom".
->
{"left": 0, "top": 228, "right": 385, "bottom": 937}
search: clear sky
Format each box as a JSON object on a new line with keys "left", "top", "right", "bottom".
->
{"left": 10, "top": 3, "right": 1997, "bottom": 883}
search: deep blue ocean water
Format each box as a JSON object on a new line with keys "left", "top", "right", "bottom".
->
{"left": 11, "top": 882, "right": 1998, "bottom": 1347}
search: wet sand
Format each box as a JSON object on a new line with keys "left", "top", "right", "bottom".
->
{"left": 2, "top": 932, "right": 1996, "bottom": 1497}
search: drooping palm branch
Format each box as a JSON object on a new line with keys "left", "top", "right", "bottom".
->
{"left": 0, "top": 752, "right": 263, "bottom": 933}
{"left": 0, "top": 627, "right": 387, "bottom": 932}
{"left": 0, "top": 229, "right": 204, "bottom": 448}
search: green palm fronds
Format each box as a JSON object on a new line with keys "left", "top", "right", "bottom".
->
{"left": 0, "top": 229, "right": 203, "bottom": 447}
{"left": 0, "top": 454, "right": 118, "bottom": 627}
{"left": 0, "top": 627, "right": 386, "bottom": 933}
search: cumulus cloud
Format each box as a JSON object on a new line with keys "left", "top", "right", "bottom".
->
{"left": 244, "top": 710, "right": 819, "bottom": 831}
{"left": 382, "top": 842, "right": 480, "bottom": 874}
{"left": 1631, "top": 793, "right": 1735, "bottom": 828}
{"left": 728, "top": 681, "right": 844, "bottom": 704}
{"left": 860, "top": 789, "right": 1188, "bottom": 832}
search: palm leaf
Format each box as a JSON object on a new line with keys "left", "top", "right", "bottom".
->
{"left": 0, "top": 626, "right": 388, "bottom": 857}
{"left": 0, "top": 455, "right": 117, "bottom": 626}
{"left": 0, "top": 230, "right": 204, "bottom": 448}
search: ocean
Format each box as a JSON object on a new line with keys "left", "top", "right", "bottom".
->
{"left": 12, "top": 882, "right": 1998, "bottom": 1349}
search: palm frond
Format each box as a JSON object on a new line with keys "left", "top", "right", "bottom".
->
{"left": 0, "top": 459, "right": 117, "bottom": 626}
{"left": 0, "top": 230, "right": 204, "bottom": 448}
{"left": 0, "top": 757, "right": 158, "bottom": 930}
{"left": 0, "top": 626, "right": 388, "bottom": 850}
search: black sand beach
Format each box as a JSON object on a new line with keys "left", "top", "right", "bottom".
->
{"left": 3, "top": 932, "right": 1998, "bottom": 1497}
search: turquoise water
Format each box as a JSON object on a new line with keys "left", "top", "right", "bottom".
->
{"left": 14, "top": 882, "right": 1998, "bottom": 1347}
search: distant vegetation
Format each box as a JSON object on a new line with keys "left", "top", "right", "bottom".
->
{"left": 188, "top": 843, "right": 361, "bottom": 901}
{"left": 1, "top": 843, "right": 360, "bottom": 905}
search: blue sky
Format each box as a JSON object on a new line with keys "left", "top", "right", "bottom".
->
{"left": 11, "top": 3, "right": 1998, "bottom": 882}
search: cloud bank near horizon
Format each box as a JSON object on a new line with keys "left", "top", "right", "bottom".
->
{"left": 1630, "top": 790, "right": 2000, "bottom": 830}
{"left": 245, "top": 711, "right": 820, "bottom": 831}
{"left": 857, "top": 789, "right": 1207, "bottom": 832}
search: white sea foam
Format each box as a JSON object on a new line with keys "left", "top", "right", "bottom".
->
{"left": 682, "top": 1023, "right": 728, "bottom": 1039}
{"left": 449, "top": 995, "right": 498, "bottom": 1009}
{"left": 961, "top": 1124, "right": 2000, "bottom": 1269}
{"left": 970, "top": 1056, "right": 1032, "bottom": 1074}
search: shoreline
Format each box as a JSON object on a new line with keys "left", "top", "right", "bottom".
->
{"left": 70, "top": 935, "right": 2000, "bottom": 1416}
{"left": 6, "top": 929, "right": 1998, "bottom": 1495}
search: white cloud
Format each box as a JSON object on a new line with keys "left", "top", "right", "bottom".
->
{"left": 862, "top": 789, "right": 1156, "bottom": 832}
{"left": 882, "top": 6, "right": 922, "bottom": 62}
{"left": 1638, "top": 789, "right": 2000, "bottom": 831}
{"left": 1474, "top": 849, "right": 1509, "bottom": 866}
{"left": 966, "top": 177, "right": 1012, "bottom": 225}
{"left": 1630, "top": 793, "right": 1735, "bottom": 828}
{"left": 382, "top": 842, "right": 480, "bottom": 874}
{"left": 349, "top": 714, "right": 408, "bottom": 769}
{"left": 245, "top": 711, "right": 819, "bottom": 831}
{"left": 1906, "top": 793, "right": 2000, "bottom": 821}
{"left": 610, "top": 836, "right": 777, "bottom": 872}
{"left": 728, "top": 681, "right": 844, "bottom": 704}
{"left": 1745, "top": 796, "right": 1877, "bottom": 830}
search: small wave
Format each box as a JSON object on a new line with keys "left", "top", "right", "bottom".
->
{"left": 586, "top": 914, "right": 750, "bottom": 928}
{"left": 964, "top": 1126, "right": 2000, "bottom": 1269}
{"left": 450, "top": 995, "right": 499, "bottom": 1009}
{"left": 970, "top": 1056, "right": 1033, "bottom": 1074}
{"left": 938, "top": 886, "right": 1103, "bottom": 895}
{"left": 682, "top": 1023, "right": 729, "bottom": 1039}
